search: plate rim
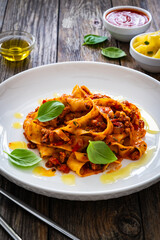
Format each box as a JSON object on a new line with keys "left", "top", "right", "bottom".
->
{"left": 1, "top": 169, "right": 160, "bottom": 200}
{"left": 1, "top": 61, "right": 160, "bottom": 87}
{"left": 0, "top": 61, "right": 160, "bottom": 200}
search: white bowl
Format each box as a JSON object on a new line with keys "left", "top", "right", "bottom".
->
{"left": 130, "top": 33, "right": 160, "bottom": 73}
{"left": 103, "top": 6, "right": 152, "bottom": 42}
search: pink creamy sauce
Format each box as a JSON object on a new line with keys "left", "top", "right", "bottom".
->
{"left": 106, "top": 9, "right": 149, "bottom": 27}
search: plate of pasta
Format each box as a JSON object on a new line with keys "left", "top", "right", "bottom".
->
{"left": 0, "top": 62, "right": 160, "bottom": 200}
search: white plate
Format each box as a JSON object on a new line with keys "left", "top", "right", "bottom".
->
{"left": 0, "top": 62, "right": 160, "bottom": 201}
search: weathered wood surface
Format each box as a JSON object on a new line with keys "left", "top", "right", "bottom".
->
{"left": 0, "top": 0, "right": 160, "bottom": 240}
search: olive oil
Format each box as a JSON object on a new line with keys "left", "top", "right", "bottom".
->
{"left": 12, "top": 122, "right": 23, "bottom": 129}
{"left": 61, "top": 174, "right": 76, "bottom": 185}
{"left": 0, "top": 37, "right": 30, "bottom": 61}
{"left": 100, "top": 147, "right": 156, "bottom": 184}
{"left": 33, "top": 166, "right": 56, "bottom": 177}
{"left": 13, "top": 112, "right": 24, "bottom": 119}
{"left": 9, "top": 141, "right": 27, "bottom": 150}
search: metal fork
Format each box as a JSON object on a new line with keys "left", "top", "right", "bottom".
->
{"left": 0, "top": 188, "right": 80, "bottom": 240}
{"left": 0, "top": 215, "right": 22, "bottom": 240}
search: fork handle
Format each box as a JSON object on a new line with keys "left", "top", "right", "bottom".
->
{"left": 0, "top": 215, "right": 22, "bottom": 240}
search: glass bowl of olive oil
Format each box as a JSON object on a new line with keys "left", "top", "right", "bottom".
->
{"left": 0, "top": 30, "right": 35, "bottom": 61}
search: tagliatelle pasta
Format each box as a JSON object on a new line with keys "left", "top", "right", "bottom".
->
{"left": 23, "top": 85, "right": 147, "bottom": 177}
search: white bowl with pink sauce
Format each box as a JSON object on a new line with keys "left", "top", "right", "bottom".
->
{"left": 103, "top": 6, "right": 152, "bottom": 42}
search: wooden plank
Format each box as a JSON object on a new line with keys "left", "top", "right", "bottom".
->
{"left": 0, "top": 176, "right": 50, "bottom": 240}
{"left": 139, "top": 182, "right": 160, "bottom": 240}
{"left": 0, "top": 0, "right": 59, "bottom": 83}
{"left": 0, "top": 0, "right": 8, "bottom": 85}
{"left": 0, "top": 0, "right": 8, "bottom": 30}
{"left": 134, "top": 0, "right": 160, "bottom": 30}
{"left": 49, "top": 194, "right": 144, "bottom": 240}
{"left": 0, "top": 0, "right": 59, "bottom": 239}
{"left": 112, "top": 1, "right": 160, "bottom": 240}
{"left": 58, "top": 0, "right": 119, "bottom": 64}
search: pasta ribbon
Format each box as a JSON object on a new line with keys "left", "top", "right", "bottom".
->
{"left": 23, "top": 85, "right": 147, "bottom": 176}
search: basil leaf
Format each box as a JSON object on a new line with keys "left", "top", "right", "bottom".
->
{"left": 101, "top": 47, "right": 126, "bottom": 59}
{"left": 4, "top": 149, "right": 41, "bottom": 167}
{"left": 83, "top": 34, "right": 108, "bottom": 45}
{"left": 36, "top": 100, "right": 65, "bottom": 122}
{"left": 87, "top": 141, "right": 117, "bottom": 164}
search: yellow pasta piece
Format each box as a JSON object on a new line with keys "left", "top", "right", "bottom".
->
{"left": 23, "top": 85, "right": 147, "bottom": 177}
{"left": 153, "top": 48, "right": 160, "bottom": 58}
{"left": 133, "top": 30, "right": 160, "bottom": 58}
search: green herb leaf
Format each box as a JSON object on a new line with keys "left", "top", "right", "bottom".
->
{"left": 4, "top": 149, "right": 41, "bottom": 167}
{"left": 147, "top": 51, "right": 153, "bottom": 54}
{"left": 101, "top": 47, "right": 126, "bottom": 59}
{"left": 144, "top": 41, "right": 149, "bottom": 45}
{"left": 36, "top": 100, "right": 65, "bottom": 122}
{"left": 83, "top": 34, "right": 108, "bottom": 45}
{"left": 87, "top": 141, "right": 117, "bottom": 164}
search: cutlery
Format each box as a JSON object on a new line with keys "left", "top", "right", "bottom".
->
{"left": 0, "top": 188, "right": 80, "bottom": 240}
{"left": 0, "top": 215, "right": 22, "bottom": 240}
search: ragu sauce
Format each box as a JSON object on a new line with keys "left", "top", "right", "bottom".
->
{"left": 106, "top": 9, "right": 149, "bottom": 27}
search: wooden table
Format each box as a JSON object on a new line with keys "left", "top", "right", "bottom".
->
{"left": 0, "top": 0, "right": 160, "bottom": 239}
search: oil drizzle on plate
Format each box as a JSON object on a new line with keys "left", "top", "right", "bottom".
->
{"left": 53, "top": 93, "right": 60, "bottom": 98}
{"left": 100, "top": 148, "right": 155, "bottom": 184}
{"left": 33, "top": 166, "right": 56, "bottom": 177}
{"left": 12, "top": 122, "right": 22, "bottom": 129}
{"left": 61, "top": 174, "right": 76, "bottom": 186}
{"left": 38, "top": 99, "right": 43, "bottom": 105}
{"left": 13, "top": 112, "right": 24, "bottom": 119}
{"left": 9, "top": 141, "right": 27, "bottom": 150}
{"left": 140, "top": 109, "right": 160, "bottom": 134}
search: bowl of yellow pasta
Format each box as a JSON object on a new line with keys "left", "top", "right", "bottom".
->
{"left": 130, "top": 30, "right": 160, "bottom": 73}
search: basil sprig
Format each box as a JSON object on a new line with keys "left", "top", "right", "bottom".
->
{"left": 87, "top": 141, "right": 117, "bottom": 164}
{"left": 101, "top": 47, "right": 126, "bottom": 59}
{"left": 4, "top": 149, "right": 41, "bottom": 167}
{"left": 83, "top": 34, "right": 108, "bottom": 45}
{"left": 36, "top": 100, "right": 65, "bottom": 122}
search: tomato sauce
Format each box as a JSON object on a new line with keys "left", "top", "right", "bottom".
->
{"left": 106, "top": 9, "right": 149, "bottom": 27}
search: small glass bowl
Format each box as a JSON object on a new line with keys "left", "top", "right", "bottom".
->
{"left": 0, "top": 30, "right": 35, "bottom": 61}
